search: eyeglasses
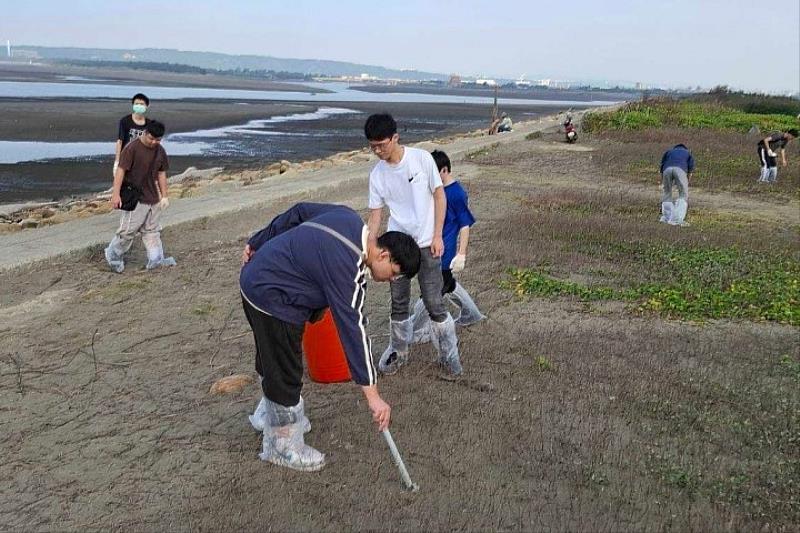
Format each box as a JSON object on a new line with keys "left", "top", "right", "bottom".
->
{"left": 368, "top": 138, "right": 393, "bottom": 152}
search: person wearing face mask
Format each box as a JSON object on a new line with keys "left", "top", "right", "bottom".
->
{"left": 114, "top": 93, "right": 152, "bottom": 176}
{"left": 239, "top": 202, "right": 421, "bottom": 471}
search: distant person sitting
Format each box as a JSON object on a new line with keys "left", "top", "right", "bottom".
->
{"left": 757, "top": 129, "right": 798, "bottom": 183}
{"left": 659, "top": 143, "right": 695, "bottom": 226}
{"left": 114, "top": 93, "right": 152, "bottom": 177}
{"left": 496, "top": 112, "right": 513, "bottom": 133}
{"left": 105, "top": 120, "right": 175, "bottom": 273}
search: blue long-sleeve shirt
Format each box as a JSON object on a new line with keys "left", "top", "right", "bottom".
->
{"left": 239, "top": 203, "right": 376, "bottom": 386}
{"left": 660, "top": 144, "right": 695, "bottom": 174}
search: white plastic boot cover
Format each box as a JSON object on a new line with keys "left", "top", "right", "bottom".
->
{"left": 431, "top": 314, "right": 462, "bottom": 376}
{"left": 250, "top": 394, "right": 310, "bottom": 433}
{"left": 378, "top": 318, "right": 412, "bottom": 374}
{"left": 672, "top": 198, "right": 688, "bottom": 225}
{"left": 142, "top": 233, "right": 177, "bottom": 270}
{"left": 767, "top": 167, "right": 778, "bottom": 183}
{"left": 660, "top": 201, "right": 674, "bottom": 224}
{"left": 104, "top": 244, "right": 125, "bottom": 273}
{"left": 450, "top": 283, "right": 486, "bottom": 326}
{"left": 259, "top": 398, "right": 324, "bottom": 471}
{"left": 410, "top": 298, "right": 432, "bottom": 344}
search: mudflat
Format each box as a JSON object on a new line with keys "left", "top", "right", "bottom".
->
{"left": 0, "top": 98, "right": 572, "bottom": 203}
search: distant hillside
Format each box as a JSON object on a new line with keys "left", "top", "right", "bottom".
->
{"left": 14, "top": 46, "right": 449, "bottom": 82}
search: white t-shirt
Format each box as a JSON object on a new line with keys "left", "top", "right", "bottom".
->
{"left": 368, "top": 146, "right": 443, "bottom": 247}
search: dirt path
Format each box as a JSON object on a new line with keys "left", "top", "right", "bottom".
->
{"left": 1, "top": 121, "right": 797, "bottom": 531}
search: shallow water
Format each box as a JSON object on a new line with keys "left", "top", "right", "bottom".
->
{"left": 0, "top": 80, "right": 618, "bottom": 107}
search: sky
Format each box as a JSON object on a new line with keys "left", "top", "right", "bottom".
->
{"left": 3, "top": 0, "right": 799, "bottom": 93}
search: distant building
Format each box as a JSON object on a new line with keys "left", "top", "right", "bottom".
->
{"left": 476, "top": 79, "right": 497, "bottom": 86}
{"left": 448, "top": 74, "right": 462, "bottom": 87}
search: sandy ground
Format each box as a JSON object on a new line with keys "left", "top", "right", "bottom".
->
{"left": 1, "top": 120, "right": 797, "bottom": 531}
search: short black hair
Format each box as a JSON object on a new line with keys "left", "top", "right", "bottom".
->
{"left": 431, "top": 150, "right": 451, "bottom": 173}
{"left": 377, "top": 231, "right": 420, "bottom": 279}
{"left": 146, "top": 120, "right": 165, "bottom": 138}
{"left": 131, "top": 93, "right": 150, "bottom": 106}
{"left": 788, "top": 128, "right": 799, "bottom": 138}
{"left": 364, "top": 113, "right": 397, "bottom": 141}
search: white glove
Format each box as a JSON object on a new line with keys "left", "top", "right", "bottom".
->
{"left": 767, "top": 150, "right": 777, "bottom": 157}
{"left": 159, "top": 197, "right": 170, "bottom": 210}
{"left": 449, "top": 253, "right": 466, "bottom": 273}
{"left": 113, "top": 160, "right": 119, "bottom": 175}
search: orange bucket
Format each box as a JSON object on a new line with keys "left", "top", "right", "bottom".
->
{"left": 303, "top": 309, "right": 352, "bottom": 383}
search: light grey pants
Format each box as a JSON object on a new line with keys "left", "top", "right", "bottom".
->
{"left": 390, "top": 246, "right": 447, "bottom": 322}
{"left": 107, "top": 202, "right": 164, "bottom": 260}
{"left": 661, "top": 167, "right": 688, "bottom": 203}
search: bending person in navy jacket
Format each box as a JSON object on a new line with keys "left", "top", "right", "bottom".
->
{"left": 240, "top": 202, "right": 421, "bottom": 472}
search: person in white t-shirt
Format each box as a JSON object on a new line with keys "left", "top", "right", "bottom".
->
{"left": 365, "top": 113, "right": 462, "bottom": 377}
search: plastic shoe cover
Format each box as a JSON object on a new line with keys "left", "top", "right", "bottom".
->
{"left": 259, "top": 399, "right": 324, "bottom": 471}
{"left": 142, "top": 235, "right": 176, "bottom": 270}
{"left": 450, "top": 283, "right": 486, "bottom": 326}
{"left": 104, "top": 246, "right": 125, "bottom": 273}
{"left": 767, "top": 167, "right": 778, "bottom": 183}
{"left": 378, "top": 318, "right": 412, "bottom": 374}
{"left": 378, "top": 347, "right": 408, "bottom": 375}
{"left": 146, "top": 256, "right": 177, "bottom": 270}
{"left": 250, "top": 395, "right": 310, "bottom": 433}
{"left": 431, "top": 315, "right": 462, "bottom": 376}
{"left": 672, "top": 198, "right": 688, "bottom": 225}
{"left": 410, "top": 298, "right": 432, "bottom": 344}
{"left": 660, "top": 201, "right": 674, "bottom": 224}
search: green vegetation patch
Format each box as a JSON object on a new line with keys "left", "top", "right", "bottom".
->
{"left": 585, "top": 99, "right": 798, "bottom": 134}
{"left": 504, "top": 244, "right": 800, "bottom": 325}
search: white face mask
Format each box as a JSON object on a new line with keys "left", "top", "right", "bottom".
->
{"left": 132, "top": 103, "right": 148, "bottom": 115}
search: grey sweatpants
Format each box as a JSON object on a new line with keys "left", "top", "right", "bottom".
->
{"left": 107, "top": 202, "right": 164, "bottom": 259}
{"left": 661, "top": 167, "right": 688, "bottom": 203}
{"left": 390, "top": 246, "right": 448, "bottom": 322}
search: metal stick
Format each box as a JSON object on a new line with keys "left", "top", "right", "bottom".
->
{"left": 381, "top": 429, "right": 419, "bottom": 492}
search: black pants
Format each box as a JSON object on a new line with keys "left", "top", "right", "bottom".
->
{"left": 441, "top": 269, "right": 457, "bottom": 295}
{"left": 241, "top": 296, "right": 305, "bottom": 407}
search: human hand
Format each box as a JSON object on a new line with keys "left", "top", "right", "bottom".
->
{"left": 241, "top": 244, "right": 255, "bottom": 266}
{"left": 111, "top": 192, "right": 121, "bottom": 209}
{"left": 767, "top": 150, "right": 777, "bottom": 157}
{"left": 450, "top": 253, "right": 466, "bottom": 272}
{"left": 159, "top": 197, "right": 170, "bottom": 210}
{"left": 367, "top": 394, "right": 391, "bottom": 431}
{"left": 430, "top": 236, "right": 444, "bottom": 258}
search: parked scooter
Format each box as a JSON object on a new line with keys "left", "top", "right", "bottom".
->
{"left": 564, "top": 115, "right": 577, "bottom": 143}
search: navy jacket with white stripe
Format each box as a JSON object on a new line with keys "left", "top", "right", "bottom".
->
{"left": 239, "top": 203, "right": 376, "bottom": 386}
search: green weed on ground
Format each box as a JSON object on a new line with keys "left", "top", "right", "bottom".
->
{"left": 504, "top": 244, "right": 800, "bottom": 325}
{"left": 584, "top": 99, "right": 799, "bottom": 134}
